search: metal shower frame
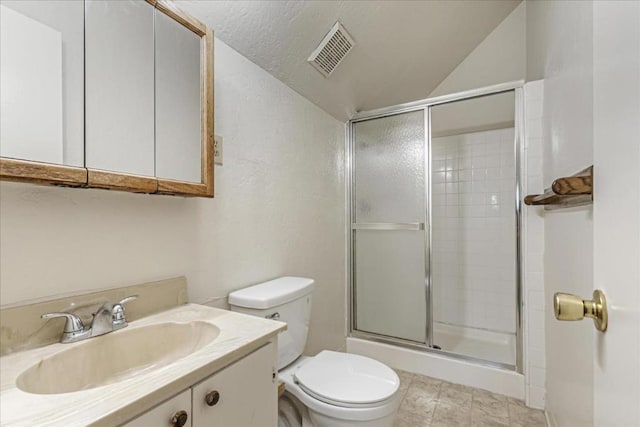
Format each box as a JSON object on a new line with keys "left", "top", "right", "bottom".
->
{"left": 346, "top": 80, "right": 525, "bottom": 373}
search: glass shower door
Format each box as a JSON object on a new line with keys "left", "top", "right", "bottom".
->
{"left": 429, "top": 91, "right": 518, "bottom": 367}
{"left": 351, "top": 110, "right": 428, "bottom": 343}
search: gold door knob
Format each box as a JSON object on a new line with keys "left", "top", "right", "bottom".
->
{"left": 553, "top": 289, "right": 608, "bottom": 332}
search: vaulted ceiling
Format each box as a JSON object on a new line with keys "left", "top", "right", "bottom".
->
{"left": 177, "top": 0, "right": 521, "bottom": 121}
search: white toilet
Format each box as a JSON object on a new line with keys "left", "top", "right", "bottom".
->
{"left": 228, "top": 277, "right": 401, "bottom": 427}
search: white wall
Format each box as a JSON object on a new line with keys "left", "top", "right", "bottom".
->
{"left": 526, "top": 1, "right": 595, "bottom": 425}
{"left": 0, "top": 38, "right": 346, "bottom": 356}
{"left": 430, "top": 1, "right": 526, "bottom": 97}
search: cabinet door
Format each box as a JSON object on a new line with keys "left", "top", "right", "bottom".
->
{"left": 85, "top": 0, "right": 155, "bottom": 178}
{"left": 155, "top": 9, "right": 201, "bottom": 184}
{"left": 0, "top": 0, "right": 84, "bottom": 167}
{"left": 192, "top": 343, "right": 278, "bottom": 427}
{"left": 0, "top": 0, "right": 87, "bottom": 186}
{"left": 154, "top": 3, "right": 214, "bottom": 198}
{"left": 123, "top": 388, "right": 191, "bottom": 427}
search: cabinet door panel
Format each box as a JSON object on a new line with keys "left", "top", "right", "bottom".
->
{"left": 123, "top": 388, "right": 191, "bottom": 427}
{"left": 155, "top": 10, "right": 201, "bottom": 183}
{"left": 192, "top": 343, "right": 277, "bottom": 427}
{"left": 0, "top": 0, "right": 84, "bottom": 167}
{"left": 85, "top": 0, "right": 154, "bottom": 177}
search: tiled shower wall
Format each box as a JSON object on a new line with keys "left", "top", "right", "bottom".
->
{"left": 522, "top": 80, "right": 545, "bottom": 409}
{"left": 431, "top": 128, "right": 517, "bottom": 334}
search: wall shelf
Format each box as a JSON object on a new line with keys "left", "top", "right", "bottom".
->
{"left": 524, "top": 166, "right": 593, "bottom": 210}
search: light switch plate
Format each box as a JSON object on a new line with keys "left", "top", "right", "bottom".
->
{"left": 214, "top": 135, "right": 223, "bottom": 165}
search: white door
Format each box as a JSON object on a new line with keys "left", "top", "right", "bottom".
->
{"left": 592, "top": 1, "right": 640, "bottom": 426}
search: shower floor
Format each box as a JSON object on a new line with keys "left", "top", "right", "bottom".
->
{"left": 433, "top": 322, "right": 516, "bottom": 366}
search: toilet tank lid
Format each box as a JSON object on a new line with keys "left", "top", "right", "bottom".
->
{"left": 228, "top": 277, "right": 314, "bottom": 309}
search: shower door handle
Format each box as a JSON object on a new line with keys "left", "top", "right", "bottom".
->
{"left": 352, "top": 223, "right": 424, "bottom": 231}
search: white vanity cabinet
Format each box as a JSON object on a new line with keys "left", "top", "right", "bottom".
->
{"left": 123, "top": 342, "right": 278, "bottom": 427}
{"left": 192, "top": 342, "right": 278, "bottom": 427}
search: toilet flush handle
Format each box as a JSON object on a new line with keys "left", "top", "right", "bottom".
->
{"left": 265, "top": 312, "right": 280, "bottom": 320}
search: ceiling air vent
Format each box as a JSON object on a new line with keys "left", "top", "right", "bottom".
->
{"left": 308, "top": 22, "right": 355, "bottom": 78}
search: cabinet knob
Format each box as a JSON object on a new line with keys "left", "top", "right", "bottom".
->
{"left": 170, "top": 410, "right": 188, "bottom": 427}
{"left": 205, "top": 390, "right": 220, "bottom": 406}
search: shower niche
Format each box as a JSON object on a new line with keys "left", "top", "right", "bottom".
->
{"left": 349, "top": 85, "right": 522, "bottom": 371}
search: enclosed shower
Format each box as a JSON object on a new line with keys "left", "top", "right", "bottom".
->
{"left": 347, "top": 83, "right": 523, "bottom": 378}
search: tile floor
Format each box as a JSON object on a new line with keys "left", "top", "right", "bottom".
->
{"left": 393, "top": 370, "right": 546, "bottom": 427}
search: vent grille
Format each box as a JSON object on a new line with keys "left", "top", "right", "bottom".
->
{"left": 308, "top": 22, "right": 355, "bottom": 78}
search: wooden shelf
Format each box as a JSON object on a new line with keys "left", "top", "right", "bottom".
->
{"left": 524, "top": 166, "right": 593, "bottom": 210}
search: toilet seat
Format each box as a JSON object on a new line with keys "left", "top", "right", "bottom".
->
{"left": 293, "top": 351, "right": 399, "bottom": 409}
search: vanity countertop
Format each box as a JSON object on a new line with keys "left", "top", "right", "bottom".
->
{"left": 0, "top": 304, "right": 286, "bottom": 426}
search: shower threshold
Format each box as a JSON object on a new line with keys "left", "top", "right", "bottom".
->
{"left": 433, "top": 322, "right": 516, "bottom": 366}
{"left": 346, "top": 336, "right": 524, "bottom": 399}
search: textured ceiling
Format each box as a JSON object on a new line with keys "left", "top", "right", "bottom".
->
{"left": 177, "top": 0, "right": 520, "bottom": 121}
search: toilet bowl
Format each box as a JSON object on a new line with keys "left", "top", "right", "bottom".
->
{"left": 279, "top": 393, "right": 303, "bottom": 427}
{"left": 280, "top": 354, "right": 400, "bottom": 427}
{"left": 228, "top": 277, "right": 401, "bottom": 427}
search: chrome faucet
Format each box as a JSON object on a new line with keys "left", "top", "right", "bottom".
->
{"left": 42, "top": 295, "right": 138, "bottom": 344}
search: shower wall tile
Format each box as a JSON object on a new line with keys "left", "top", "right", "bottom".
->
{"left": 527, "top": 272, "right": 544, "bottom": 291}
{"left": 529, "top": 366, "right": 546, "bottom": 388}
{"left": 528, "top": 290, "right": 545, "bottom": 310}
{"left": 528, "top": 325, "right": 545, "bottom": 351}
{"left": 528, "top": 347, "right": 546, "bottom": 369}
{"left": 523, "top": 80, "right": 546, "bottom": 410}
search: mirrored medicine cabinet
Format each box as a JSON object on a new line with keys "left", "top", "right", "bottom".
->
{"left": 0, "top": 0, "right": 214, "bottom": 197}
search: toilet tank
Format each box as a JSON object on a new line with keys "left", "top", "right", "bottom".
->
{"left": 228, "top": 277, "right": 314, "bottom": 370}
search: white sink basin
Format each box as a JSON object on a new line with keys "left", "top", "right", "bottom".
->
{"left": 17, "top": 321, "right": 220, "bottom": 394}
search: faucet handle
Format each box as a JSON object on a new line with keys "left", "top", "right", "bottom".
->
{"left": 112, "top": 295, "right": 139, "bottom": 328}
{"left": 119, "top": 295, "right": 139, "bottom": 305}
{"left": 41, "top": 312, "right": 84, "bottom": 334}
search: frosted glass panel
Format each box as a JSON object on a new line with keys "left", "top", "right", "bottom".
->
{"left": 355, "top": 230, "right": 426, "bottom": 342}
{"left": 354, "top": 111, "right": 425, "bottom": 223}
